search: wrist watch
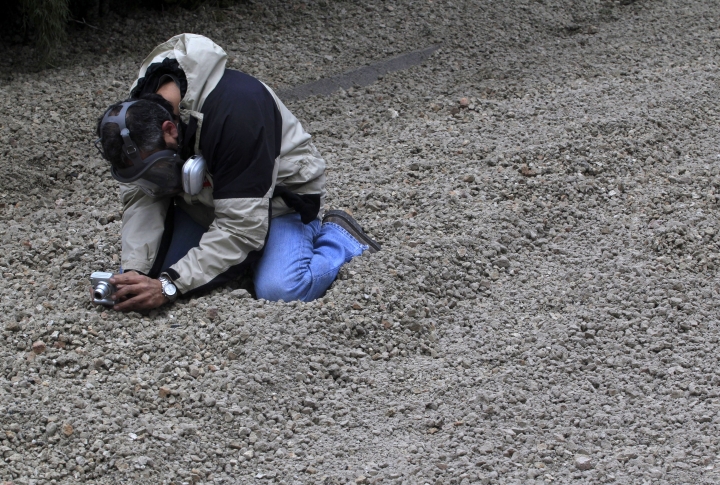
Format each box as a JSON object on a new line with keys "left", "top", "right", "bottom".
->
{"left": 158, "top": 275, "right": 178, "bottom": 302}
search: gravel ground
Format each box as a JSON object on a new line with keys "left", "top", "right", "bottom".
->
{"left": 2, "top": 0, "right": 720, "bottom": 483}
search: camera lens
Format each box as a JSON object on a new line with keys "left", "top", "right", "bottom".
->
{"left": 94, "top": 282, "right": 111, "bottom": 300}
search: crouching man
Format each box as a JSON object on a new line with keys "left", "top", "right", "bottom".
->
{"left": 94, "top": 34, "right": 379, "bottom": 311}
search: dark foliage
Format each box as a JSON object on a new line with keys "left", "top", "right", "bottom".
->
{"left": 2, "top": 0, "right": 250, "bottom": 64}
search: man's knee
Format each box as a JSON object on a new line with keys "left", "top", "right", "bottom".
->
{"left": 254, "top": 275, "right": 311, "bottom": 302}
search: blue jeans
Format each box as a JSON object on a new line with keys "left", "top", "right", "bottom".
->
{"left": 159, "top": 209, "right": 367, "bottom": 302}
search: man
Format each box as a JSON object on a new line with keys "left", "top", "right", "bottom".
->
{"left": 95, "top": 34, "right": 380, "bottom": 311}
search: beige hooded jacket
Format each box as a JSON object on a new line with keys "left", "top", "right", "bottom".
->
{"left": 119, "top": 34, "right": 326, "bottom": 295}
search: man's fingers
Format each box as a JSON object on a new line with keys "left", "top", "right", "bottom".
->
{"left": 107, "top": 276, "right": 165, "bottom": 312}
{"left": 111, "top": 291, "right": 135, "bottom": 311}
{"left": 113, "top": 292, "right": 153, "bottom": 312}
{"left": 113, "top": 279, "right": 157, "bottom": 299}
{"left": 110, "top": 272, "right": 145, "bottom": 285}
{"left": 113, "top": 283, "right": 143, "bottom": 300}
{"left": 111, "top": 297, "right": 133, "bottom": 311}
{"left": 114, "top": 300, "right": 147, "bottom": 312}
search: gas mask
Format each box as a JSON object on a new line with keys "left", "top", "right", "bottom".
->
{"left": 96, "top": 101, "right": 206, "bottom": 198}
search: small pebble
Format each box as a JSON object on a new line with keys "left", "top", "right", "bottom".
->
{"left": 31, "top": 341, "right": 46, "bottom": 354}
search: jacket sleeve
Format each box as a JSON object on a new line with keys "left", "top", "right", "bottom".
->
{"left": 163, "top": 69, "right": 282, "bottom": 295}
{"left": 165, "top": 187, "right": 274, "bottom": 295}
{"left": 119, "top": 184, "right": 171, "bottom": 274}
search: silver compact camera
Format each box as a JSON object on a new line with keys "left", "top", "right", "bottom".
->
{"left": 90, "top": 271, "right": 116, "bottom": 306}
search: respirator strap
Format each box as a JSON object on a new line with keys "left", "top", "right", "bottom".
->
{"left": 98, "top": 101, "right": 144, "bottom": 166}
{"left": 119, "top": 128, "right": 144, "bottom": 166}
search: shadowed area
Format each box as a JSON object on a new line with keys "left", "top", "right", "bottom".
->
{"left": 277, "top": 45, "right": 441, "bottom": 101}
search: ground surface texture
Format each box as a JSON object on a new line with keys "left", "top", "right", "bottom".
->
{"left": 1, "top": 0, "right": 720, "bottom": 484}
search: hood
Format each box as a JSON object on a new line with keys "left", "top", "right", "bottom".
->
{"left": 131, "top": 34, "right": 228, "bottom": 115}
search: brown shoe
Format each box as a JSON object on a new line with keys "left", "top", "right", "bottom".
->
{"left": 322, "top": 210, "right": 381, "bottom": 253}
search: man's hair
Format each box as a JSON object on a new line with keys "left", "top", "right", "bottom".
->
{"left": 96, "top": 94, "right": 175, "bottom": 167}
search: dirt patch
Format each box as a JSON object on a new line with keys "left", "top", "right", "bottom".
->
{"left": 1, "top": 0, "right": 720, "bottom": 484}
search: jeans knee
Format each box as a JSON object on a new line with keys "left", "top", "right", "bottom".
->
{"left": 254, "top": 274, "right": 311, "bottom": 302}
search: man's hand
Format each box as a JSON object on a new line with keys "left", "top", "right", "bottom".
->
{"left": 109, "top": 272, "right": 169, "bottom": 312}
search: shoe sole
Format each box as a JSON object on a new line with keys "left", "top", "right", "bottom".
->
{"left": 323, "top": 210, "right": 382, "bottom": 253}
